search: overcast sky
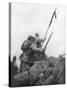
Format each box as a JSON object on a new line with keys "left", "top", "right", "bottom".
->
{"left": 11, "top": 3, "right": 66, "bottom": 60}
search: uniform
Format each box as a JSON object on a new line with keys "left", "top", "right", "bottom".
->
{"left": 30, "top": 38, "right": 44, "bottom": 60}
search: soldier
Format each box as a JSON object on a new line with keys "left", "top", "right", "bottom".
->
{"left": 31, "top": 33, "right": 44, "bottom": 52}
{"left": 20, "top": 35, "right": 35, "bottom": 72}
{"left": 21, "top": 35, "right": 35, "bottom": 52}
{"left": 30, "top": 33, "right": 46, "bottom": 60}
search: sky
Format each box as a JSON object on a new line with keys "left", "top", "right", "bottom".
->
{"left": 11, "top": 3, "right": 66, "bottom": 60}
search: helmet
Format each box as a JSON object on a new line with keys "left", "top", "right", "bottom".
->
{"left": 35, "top": 33, "right": 39, "bottom": 38}
{"left": 28, "top": 35, "right": 35, "bottom": 42}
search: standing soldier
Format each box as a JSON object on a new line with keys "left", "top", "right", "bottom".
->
{"left": 30, "top": 33, "right": 46, "bottom": 61}
{"left": 31, "top": 33, "right": 45, "bottom": 52}
{"left": 19, "top": 35, "right": 35, "bottom": 72}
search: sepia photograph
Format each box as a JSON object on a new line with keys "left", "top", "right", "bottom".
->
{"left": 9, "top": 2, "right": 66, "bottom": 87}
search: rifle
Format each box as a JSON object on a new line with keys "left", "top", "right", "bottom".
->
{"left": 31, "top": 8, "right": 57, "bottom": 49}
{"left": 43, "top": 8, "right": 57, "bottom": 42}
{"left": 43, "top": 32, "right": 53, "bottom": 52}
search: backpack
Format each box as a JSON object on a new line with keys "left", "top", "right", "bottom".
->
{"left": 21, "top": 40, "right": 32, "bottom": 51}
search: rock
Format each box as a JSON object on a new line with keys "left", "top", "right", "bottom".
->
{"left": 58, "top": 76, "right": 65, "bottom": 84}
{"left": 44, "top": 75, "right": 54, "bottom": 85}
{"left": 34, "top": 60, "right": 49, "bottom": 70}
{"left": 14, "top": 71, "right": 29, "bottom": 81}
{"left": 29, "top": 60, "right": 49, "bottom": 85}
{"left": 53, "top": 57, "right": 65, "bottom": 84}
{"left": 29, "top": 64, "right": 42, "bottom": 81}
{"left": 48, "top": 56, "right": 58, "bottom": 67}
{"left": 43, "top": 67, "right": 53, "bottom": 79}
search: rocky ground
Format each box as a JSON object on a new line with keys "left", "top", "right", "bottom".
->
{"left": 11, "top": 54, "right": 65, "bottom": 87}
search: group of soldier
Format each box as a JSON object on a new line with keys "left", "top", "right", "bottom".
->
{"left": 19, "top": 33, "right": 47, "bottom": 72}
{"left": 11, "top": 33, "right": 65, "bottom": 87}
{"left": 10, "top": 8, "right": 65, "bottom": 86}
